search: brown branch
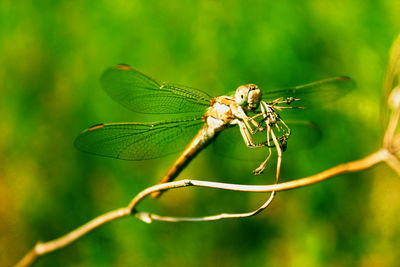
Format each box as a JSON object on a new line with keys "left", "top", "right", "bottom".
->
{"left": 16, "top": 208, "right": 130, "bottom": 267}
{"left": 135, "top": 192, "right": 276, "bottom": 223}
{"left": 15, "top": 147, "right": 390, "bottom": 267}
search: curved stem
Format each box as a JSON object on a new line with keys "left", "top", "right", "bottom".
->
{"left": 15, "top": 208, "right": 130, "bottom": 267}
{"left": 135, "top": 192, "right": 276, "bottom": 223}
{"left": 15, "top": 148, "right": 389, "bottom": 267}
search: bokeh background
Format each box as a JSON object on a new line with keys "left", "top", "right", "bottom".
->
{"left": 1, "top": 1, "right": 400, "bottom": 266}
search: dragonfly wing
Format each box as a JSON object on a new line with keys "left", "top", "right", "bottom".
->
{"left": 262, "top": 76, "right": 355, "bottom": 105}
{"left": 74, "top": 117, "right": 204, "bottom": 160}
{"left": 101, "top": 64, "right": 212, "bottom": 114}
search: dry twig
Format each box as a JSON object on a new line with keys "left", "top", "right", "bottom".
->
{"left": 16, "top": 147, "right": 393, "bottom": 267}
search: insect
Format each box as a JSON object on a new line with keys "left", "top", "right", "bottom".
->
{"left": 75, "top": 64, "right": 353, "bottom": 196}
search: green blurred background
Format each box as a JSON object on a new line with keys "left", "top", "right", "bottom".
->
{"left": 1, "top": 1, "right": 400, "bottom": 266}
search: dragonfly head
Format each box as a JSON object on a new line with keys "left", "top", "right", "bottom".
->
{"left": 235, "top": 84, "right": 262, "bottom": 111}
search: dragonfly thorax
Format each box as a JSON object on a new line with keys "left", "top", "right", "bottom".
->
{"left": 234, "top": 84, "right": 261, "bottom": 111}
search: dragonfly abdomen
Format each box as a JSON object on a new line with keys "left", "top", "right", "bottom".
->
{"left": 151, "top": 125, "right": 216, "bottom": 197}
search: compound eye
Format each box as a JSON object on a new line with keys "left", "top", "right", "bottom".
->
{"left": 235, "top": 85, "right": 250, "bottom": 106}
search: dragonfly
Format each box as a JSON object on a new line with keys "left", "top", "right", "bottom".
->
{"left": 75, "top": 64, "right": 354, "bottom": 196}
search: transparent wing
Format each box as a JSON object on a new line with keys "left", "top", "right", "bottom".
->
{"left": 101, "top": 64, "right": 212, "bottom": 114}
{"left": 262, "top": 76, "right": 355, "bottom": 105}
{"left": 74, "top": 117, "right": 204, "bottom": 160}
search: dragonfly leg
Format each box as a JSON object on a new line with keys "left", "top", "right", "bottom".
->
{"left": 252, "top": 106, "right": 285, "bottom": 177}
{"left": 243, "top": 116, "right": 263, "bottom": 134}
{"left": 270, "top": 97, "right": 301, "bottom": 105}
{"left": 253, "top": 121, "right": 273, "bottom": 175}
{"left": 231, "top": 103, "right": 268, "bottom": 134}
{"left": 236, "top": 120, "right": 266, "bottom": 148}
{"left": 253, "top": 147, "right": 272, "bottom": 175}
{"left": 247, "top": 113, "right": 266, "bottom": 132}
{"left": 237, "top": 120, "right": 257, "bottom": 147}
{"left": 254, "top": 127, "right": 283, "bottom": 178}
{"left": 240, "top": 105, "right": 271, "bottom": 136}
{"left": 237, "top": 102, "right": 286, "bottom": 175}
{"left": 241, "top": 105, "right": 269, "bottom": 134}
{"left": 261, "top": 101, "right": 291, "bottom": 146}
